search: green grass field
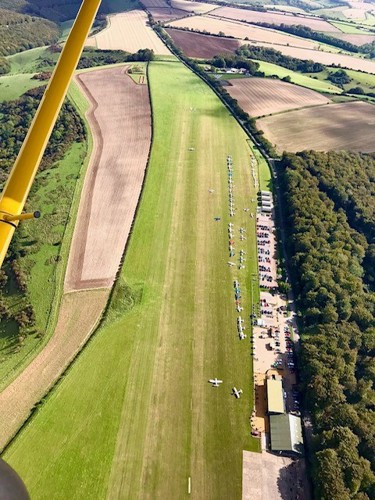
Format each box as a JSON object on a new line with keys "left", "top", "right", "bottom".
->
{"left": 7, "top": 47, "right": 50, "bottom": 74}
{"left": 4, "top": 59, "right": 260, "bottom": 499}
{"left": 0, "top": 74, "right": 44, "bottom": 102}
{"left": 329, "top": 20, "right": 372, "bottom": 33}
{"left": 253, "top": 60, "right": 342, "bottom": 93}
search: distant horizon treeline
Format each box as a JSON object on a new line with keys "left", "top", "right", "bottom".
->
{"left": 279, "top": 151, "right": 375, "bottom": 500}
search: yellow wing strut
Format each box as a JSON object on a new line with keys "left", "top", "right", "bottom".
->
{"left": 0, "top": 0, "right": 102, "bottom": 267}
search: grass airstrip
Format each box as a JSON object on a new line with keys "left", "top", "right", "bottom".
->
{"left": 4, "top": 59, "right": 260, "bottom": 499}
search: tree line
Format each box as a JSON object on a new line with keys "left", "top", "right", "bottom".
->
{"left": 0, "top": 8, "right": 59, "bottom": 57}
{"left": 249, "top": 22, "right": 359, "bottom": 53}
{"left": 279, "top": 151, "right": 375, "bottom": 500}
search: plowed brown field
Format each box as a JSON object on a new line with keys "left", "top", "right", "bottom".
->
{"left": 65, "top": 66, "right": 152, "bottom": 290}
{"left": 257, "top": 101, "right": 375, "bottom": 153}
{"left": 87, "top": 10, "right": 170, "bottom": 55}
{"left": 169, "top": 15, "right": 318, "bottom": 49}
{"left": 0, "top": 289, "right": 109, "bottom": 449}
{"left": 226, "top": 78, "right": 330, "bottom": 117}
{"left": 165, "top": 28, "right": 240, "bottom": 57}
{"left": 211, "top": 6, "right": 340, "bottom": 32}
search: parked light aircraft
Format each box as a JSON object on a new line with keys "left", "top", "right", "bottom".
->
{"left": 232, "top": 387, "right": 243, "bottom": 398}
{"left": 209, "top": 378, "right": 223, "bottom": 387}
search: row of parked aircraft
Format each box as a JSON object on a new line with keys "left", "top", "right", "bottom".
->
{"left": 208, "top": 379, "right": 243, "bottom": 398}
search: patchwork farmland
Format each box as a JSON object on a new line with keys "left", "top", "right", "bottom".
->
{"left": 210, "top": 6, "right": 340, "bottom": 32}
{"left": 225, "top": 78, "right": 331, "bottom": 117}
{"left": 257, "top": 101, "right": 375, "bottom": 153}
{"left": 5, "top": 60, "right": 260, "bottom": 499}
{"left": 165, "top": 28, "right": 240, "bottom": 58}
{"left": 168, "top": 16, "right": 319, "bottom": 49}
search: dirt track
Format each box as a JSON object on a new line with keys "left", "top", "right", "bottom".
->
{"left": 65, "top": 66, "right": 152, "bottom": 291}
{"left": 0, "top": 289, "right": 108, "bottom": 450}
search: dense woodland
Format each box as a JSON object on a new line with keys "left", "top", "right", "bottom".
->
{"left": 279, "top": 151, "right": 375, "bottom": 500}
{"left": 0, "top": 87, "right": 85, "bottom": 343}
{"left": 0, "top": 8, "right": 59, "bottom": 56}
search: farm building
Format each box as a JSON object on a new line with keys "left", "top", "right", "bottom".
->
{"left": 269, "top": 414, "right": 304, "bottom": 456}
{"left": 266, "top": 376, "right": 285, "bottom": 414}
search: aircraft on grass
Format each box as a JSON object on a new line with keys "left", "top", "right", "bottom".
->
{"left": 209, "top": 378, "right": 223, "bottom": 387}
{"left": 232, "top": 387, "right": 243, "bottom": 398}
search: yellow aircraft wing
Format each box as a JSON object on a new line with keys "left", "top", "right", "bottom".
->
{"left": 0, "top": 0, "right": 102, "bottom": 267}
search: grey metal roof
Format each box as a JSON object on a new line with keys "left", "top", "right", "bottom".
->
{"left": 269, "top": 414, "right": 304, "bottom": 455}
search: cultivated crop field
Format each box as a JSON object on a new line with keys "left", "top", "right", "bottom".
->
{"left": 87, "top": 10, "right": 170, "bottom": 55}
{"left": 5, "top": 60, "right": 260, "bottom": 499}
{"left": 253, "top": 42, "right": 375, "bottom": 73}
{"left": 226, "top": 77, "right": 331, "bottom": 117}
{"left": 211, "top": 6, "right": 340, "bottom": 32}
{"left": 165, "top": 28, "right": 240, "bottom": 57}
{"left": 65, "top": 66, "right": 152, "bottom": 291}
{"left": 169, "top": 15, "right": 319, "bottom": 49}
{"left": 257, "top": 101, "right": 375, "bottom": 153}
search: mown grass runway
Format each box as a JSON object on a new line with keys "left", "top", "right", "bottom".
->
{"left": 4, "top": 60, "right": 260, "bottom": 499}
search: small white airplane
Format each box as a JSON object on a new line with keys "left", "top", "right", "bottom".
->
{"left": 232, "top": 387, "right": 243, "bottom": 398}
{"left": 228, "top": 223, "right": 234, "bottom": 227}
{"left": 237, "top": 316, "right": 244, "bottom": 324}
{"left": 239, "top": 332, "right": 247, "bottom": 340}
{"left": 236, "top": 305, "right": 243, "bottom": 312}
{"left": 228, "top": 261, "right": 236, "bottom": 267}
{"left": 209, "top": 378, "right": 223, "bottom": 387}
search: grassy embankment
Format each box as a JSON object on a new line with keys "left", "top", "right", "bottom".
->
{"left": 0, "top": 47, "right": 51, "bottom": 102}
{"left": 330, "top": 20, "right": 375, "bottom": 33}
{"left": 0, "top": 72, "right": 93, "bottom": 389}
{"left": 5, "top": 59, "right": 260, "bottom": 500}
{"left": 253, "top": 60, "right": 342, "bottom": 93}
